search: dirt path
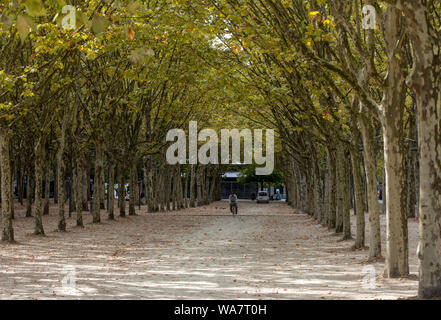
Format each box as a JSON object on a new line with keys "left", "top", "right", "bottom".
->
{"left": 0, "top": 200, "right": 418, "bottom": 299}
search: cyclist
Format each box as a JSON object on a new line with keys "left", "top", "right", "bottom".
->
{"left": 229, "top": 193, "right": 238, "bottom": 214}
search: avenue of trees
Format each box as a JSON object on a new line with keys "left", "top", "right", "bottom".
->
{"left": 0, "top": 0, "right": 440, "bottom": 299}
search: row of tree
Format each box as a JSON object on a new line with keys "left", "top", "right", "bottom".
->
{"left": 0, "top": 1, "right": 231, "bottom": 239}
{"left": 200, "top": 0, "right": 440, "bottom": 298}
{"left": 0, "top": 0, "right": 439, "bottom": 299}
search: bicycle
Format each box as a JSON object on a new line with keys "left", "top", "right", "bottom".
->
{"left": 230, "top": 203, "right": 238, "bottom": 215}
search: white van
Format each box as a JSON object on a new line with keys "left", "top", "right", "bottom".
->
{"left": 257, "top": 191, "right": 270, "bottom": 203}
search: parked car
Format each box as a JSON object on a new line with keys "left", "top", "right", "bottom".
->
{"left": 256, "top": 191, "right": 270, "bottom": 203}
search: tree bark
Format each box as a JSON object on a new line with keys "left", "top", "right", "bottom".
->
{"left": 0, "top": 128, "right": 14, "bottom": 242}
{"left": 145, "top": 157, "right": 155, "bottom": 212}
{"left": 392, "top": 0, "right": 441, "bottom": 298}
{"left": 92, "top": 142, "right": 104, "bottom": 223}
{"left": 172, "top": 166, "right": 178, "bottom": 210}
{"left": 17, "top": 161, "right": 24, "bottom": 205}
{"left": 325, "top": 147, "right": 336, "bottom": 229}
{"left": 53, "top": 163, "right": 58, "bottom": 204}
{"left": 108, "top": 163, "right": 115, "bottom": 220}
{"left": 9, "top": 159, "right": 14, "bottom": 220}
{"left": 178, "top": 165, "right": 185, "bottom": 208}
{"left": 26, "top": 170, "right": 33, "bottom": 217}
{"left": 381, "top": 6, "right": 409, "bottom": 278}
{"left": 153, "top": 168, "right": 159, "bottom": 211}
{"left": 163, "top": 167, "right": 170, "bottom": 211}
{"left": 99, "top": 156, "right": 105, "bottom": 210}
{"left": 335, "top": 144, "right": 344, "bottom": 233}
{"left": 118, "top": 164, "right": 126, "bottom": 217}
{"left": 406, "top": 144, "right": 417, "bottom": 219}
{"left": 184, "top": 165, "right": 189, "bottom": 208}
{"left": 359, "top": 115, "right": 382, "bottom": 259}
{"left": 82, "top": 158, "right": 89, "bottom": 211}
{"left": 196, "top": 165, "right": 203, "bottom": 206}
{"left": 342, "top": 148, "right": 352, "bottom": 240}
{"left": 75, "top": 153, "right": 84, "bottom": 227}
{"left": 34, "top": 140, "right": 45, "bottom": 235}
{"left": 129, "top": 155, "right": 137, "bottom": 216}
{"left": 189, "top": 164, "right": 196, "bottom": 207}
{"left": 56, "top": 120, "right": 67, "bottom": 231}
{"left": 43, "top": 161, "right": 50, "bottom": 216}
{"left": 350, "top": 147, "right": 365, "bottom": 249}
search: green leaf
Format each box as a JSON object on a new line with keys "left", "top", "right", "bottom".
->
{"left": 91, "top": 15, "right": 109, "bottom": 35}
{"left": 0, "top": 15, "right": 12, "bottom": 30}
{"left": 17, "top": 15, "right": 31, "bottom": 41}
{"left": 25, "top": 0, "right": 47, "bottom": 17}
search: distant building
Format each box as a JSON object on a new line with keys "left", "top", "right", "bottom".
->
{"left": 221, "top": 171, "right": 258, "bottom": 199}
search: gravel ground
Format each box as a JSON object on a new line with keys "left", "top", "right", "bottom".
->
{"left": 0, "top": 200, "right": 418, "bottom": 299}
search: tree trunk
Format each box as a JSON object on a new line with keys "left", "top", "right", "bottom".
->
{"left": 158, "top": 169, "right": 165, "bottom": 212}
{"left": 383, "top": 97, "right": 409, "bottom": 277}
{"left": 56, "top": 123, "right": 66, "bottom": 231}
{"left": 189, "top": 164, "right": 196, "bottom": 207}
{"left": 34, "top": 140, "right": 45, "bottom": 235}
{"left": 152, "top": 168, "right": 158, "bottom": 211}
{"left": 9, "top": 160, "right": 14, "bottom": 220}
{"left": 359, "top": 115, "right": 382, "bottom": 259}
{"left": 92, "top": 142, "right": 104, "bottom": 223}
{"left": 99, "top": 156, "right": 105, "bottom": 210}
{"left": 297, "top": 168, "right": 306, "bottom": 214}
{"left": 406, "top": 145, "right": 417, "bottom": 219}
{"left": 172, "top": 166, "right": 178, "bottom": 210}
{"left": 43, "top": 161, "right": 50, "bottom": 215}
{"left": 326, "top": 148, "right": 336, "bottom": 229}
{"left": 118, "top": 164, "right": 126, "bottom": 217}
{"left": 184, "top": 166, "right": 189, "bottom": 208}
{"left": 129, "top": 155, "right": 137, "bottom": 216}
{"left": 320, "top": 160, "right": 327, "bottom": 224}
{"left": 382, "top": 6, "right": 409, "bottom": 278}
{"left": 0, "top": 128, "right": 14, "bottom": 242}
{"left": 53, "top": 163, "right": 58, "bottom": 204}
{"left": 17, "top": 162, "right": 24, "bottom": 205}
{"left": 82, "top": 158, "right": 89, "bottom": 211}
{"left": 406, "top": 101, "right": 417, "bottom": 219}
{"left": 165, "top": 167, "right": 171, "bottom": 211}
{"left": 306, "top": 166, "right": 314, "bottom": 216}
{"left": 145, "top": 157, "right": 155, "bottom": 212}
{"left": 203, "top": 167, "right": 209, "bottom": 205}
{"left": 178, "top": 165, "right": 185, "bottom": 208}
{"left": 350, "top": 147, "right": 365, "bottom": 249}
{"left": 75, "top": 153, "right": 84, "bottom": 227}
{"left": 285, "top": 162, "right": 294, "bottom": 207}
{"left": 335, "top": 144, "right": 344, "bottom": 233}
{"left": 342, "top": 150, "right": 352, "bottom": 240}
{"left": 108, "top": 163, "right": 115, "bottom": 220}
{"left": 196, "top": 166, "right": 203, "bottom": 207}
{"left": 393, "top": 0, "right": 441, "bottom": 298}
{"left": 26, "top": 171, "right": 33, "bottom": 217}
{"left": 209, "top": 168, "right": 218, "bottom": 205}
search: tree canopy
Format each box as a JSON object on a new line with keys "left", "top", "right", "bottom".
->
{"left": 0, "top": 0, "right": 440, "bottom": 299}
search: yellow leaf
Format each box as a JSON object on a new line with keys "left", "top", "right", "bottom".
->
{"left": 128, "top": 27, "right": 135, "bottom": 40}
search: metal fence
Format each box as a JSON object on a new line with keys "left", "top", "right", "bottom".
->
{"left": 221, "top": 181, "right": 258, "bottom": 199}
